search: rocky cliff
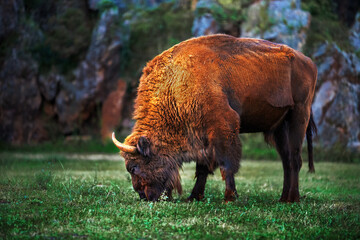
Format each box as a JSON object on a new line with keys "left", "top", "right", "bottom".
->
{"left": 0, "top": 0, "right": 359, "bottom": 152}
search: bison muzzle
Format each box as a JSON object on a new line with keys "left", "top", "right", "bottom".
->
{"left": 113, "top": 34, "right": 317, "bottom": 203}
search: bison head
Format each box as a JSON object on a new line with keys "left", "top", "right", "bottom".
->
{"left": 112, "top": 132, "right": 182, "bottom": 201}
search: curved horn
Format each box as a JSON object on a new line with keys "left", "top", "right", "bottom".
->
{"left": 112, "top": 132, "right": 137, "bottom": 153}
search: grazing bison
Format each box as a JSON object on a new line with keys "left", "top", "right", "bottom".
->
{"left": 112, "top": 34, "right": 317, "bottom": 202}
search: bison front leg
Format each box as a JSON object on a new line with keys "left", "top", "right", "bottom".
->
{"left": 223, "top": 170, "right": 238, "bottom": 202}
{"left": 215, "top": 131, "right": 241, "bottom": 202}
{"left": 187, "top": 163, "right": 209, "bottom": 201}
{"left": 213, "top": 108, "right": 241, "bottom": 202}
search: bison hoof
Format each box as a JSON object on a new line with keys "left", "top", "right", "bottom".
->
{"left": 279, "top": 198, "right": 300, "bottom": 203}
{"left": 224, "top": 190, "right": 238, "bottom": 202}
{"left": 279, "top": 193, "right": 300, "bottom": 203}
{"left": 308, "top": 168, "right": 315, "bottom": 174}
{"left": 187, "top": 194, "right": 204, "bottom": 202}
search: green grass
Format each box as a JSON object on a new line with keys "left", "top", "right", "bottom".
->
{"left": 1, "top": 153, "right": 359, "bottom": 239}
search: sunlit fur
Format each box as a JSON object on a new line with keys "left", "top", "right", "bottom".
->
{"left": 121, "top": 34, "right": 317, "bottom": 202}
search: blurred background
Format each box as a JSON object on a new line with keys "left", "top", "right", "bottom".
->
{"left": 0, "top": 0, "right": 359, "bottom": 161}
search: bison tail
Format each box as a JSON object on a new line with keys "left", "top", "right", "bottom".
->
{"left": 306, "top": 110, "right": 317, "bottom": 173}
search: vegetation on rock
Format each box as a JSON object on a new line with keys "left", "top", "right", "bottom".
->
{"left": 302, "top": 0, "right": 353, "bottom": 55}
{"left": 123, "top": 2, "right": 194, "bottom": 78}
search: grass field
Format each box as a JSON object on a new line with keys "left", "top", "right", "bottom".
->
{"left": 1, "top": 153, "right": 360, "bottom": 239}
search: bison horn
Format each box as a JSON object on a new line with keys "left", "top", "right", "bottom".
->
{"left": 112, "top": 132, "right": 137, "bottom": 153}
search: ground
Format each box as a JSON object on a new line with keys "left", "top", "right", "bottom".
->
{"left": 1, "top": 153, "right": 359, "bottom": 239}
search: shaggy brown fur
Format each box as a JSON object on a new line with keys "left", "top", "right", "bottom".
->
{"left": 118, "top": 34, "right": 317, "bottom": 202}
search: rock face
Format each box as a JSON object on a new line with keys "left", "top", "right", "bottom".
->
{"left": 0, "top": 0, "right": 23, "bottom": 40}
{"left": 55, "top": 8, "right": 127, "bottom": 134}
{"left": 0, "top": 1, "right": 50, "bottom": 144}
{"left": 0, "top": 51, "right": 47, "bottom": 143}
{"left": 38, "top": 73, "right": 61, "bottom": 102}
{"left": 0, "top": 0, "right": 359, "bottom": 151}
{"left": 101, "top": 80, "right": 127, "bottom": 141}
{"left": 192, "top": 0, "right": 220, "bottom": 37}
{"left": 88, "top": 0, "right": 168, "bottom": 11}
{"left": 0, "top": 1, "right": 129, "bottom": 143}
{"left": 241, "top": 0, "right": 310, "bottom": 51}
{"left": 350, "top": 12, "right": 360, "bottom": 53}
{"left": 192, "top": 13, "right": 219, "bottom": 37}
{"left": 312, "top": 43, "right": 360, "bottom": 150}
{"left": 334, "top": 0, "right": 360, "bottom": 27}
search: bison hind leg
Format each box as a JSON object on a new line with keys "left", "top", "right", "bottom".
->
{"left": 274, "top": 105, "right": 310, "bottom": 203}
{"left": 272, "top": 120, "right": 293, "bottom": 202}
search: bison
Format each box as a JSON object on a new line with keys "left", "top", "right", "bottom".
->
{"left": 112, "top": 34, "right": 317, "bottom": 203}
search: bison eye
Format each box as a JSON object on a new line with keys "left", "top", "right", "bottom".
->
{"left": 137, "top": 136, "right": 152, "bottom": 158}
{"left": 128, "top": 164, "right": 139, "bottom": 175}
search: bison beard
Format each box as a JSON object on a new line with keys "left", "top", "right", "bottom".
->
{"left": 113, "top": 34, "right": 317, "bottom": 203}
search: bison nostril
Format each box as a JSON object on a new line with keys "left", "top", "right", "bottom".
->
{"left": 138, "top": 192, "right": 146, "bottom": 200}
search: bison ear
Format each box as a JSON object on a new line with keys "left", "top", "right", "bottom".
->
{"left": 137, "top": 136, "right": 152, "bottom": 158}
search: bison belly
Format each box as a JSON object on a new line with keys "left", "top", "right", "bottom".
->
{"left": 239, "top": 99, "right": 290, "bottom": 133}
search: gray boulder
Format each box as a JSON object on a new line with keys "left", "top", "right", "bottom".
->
{"left": 55, "top": 8, "right": 128, "bottom": 134}
{"left": 350, "top": 12, "right": 360, "bottom": 53}
{"left": 88, "top": 0, "right": 127, "bottom": 11}
{"left": 88, "top": 0, "right": 169, "bottom": 11}
{"left": 38, "top": 73, "right": 61, "bottom": 102}
{"left": 241, "top": 0, "right": 310, "bottom": 51}
{"left": 312, "top": 43, "right": 360, "bottom": 151}
{"left": 0, "top": 50, "right": 47, "bottom": 143}
{"left": 192, "top": 13, "right": 220, "bottom": 37}
{"left": 192, "top": 0, "right": 220, "bottom": 37}
{"left": 101, "top": 79, "right": 127, "bottom": 141}
{"left": 0, "top": 0, "right": 23, "bottom": 40}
